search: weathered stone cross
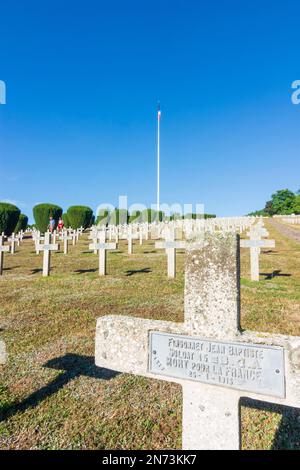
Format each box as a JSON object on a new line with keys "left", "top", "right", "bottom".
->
{"left": 37, "top": 232, "right": 59, "bottom": 277}
{"left": 89, "top": 231, "right": 117, "bottom": 276}
{"left": 95, "top": 232, "right": 300, "bottom": 449}
{"left": 0, "top": 236, "right": 10, "bottom": 276}
{"left": 155, "top": 228, "right": 186, "bottom": 278}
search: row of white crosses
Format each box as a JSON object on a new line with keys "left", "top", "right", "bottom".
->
{"left": 240, "top": 221, "right": 275, "bottom": 281}
{"left": 0, "top": 230, "right": 25, "bottom": 275}
{"left": 95, "top": 231, "right": 300, "bottom": 450}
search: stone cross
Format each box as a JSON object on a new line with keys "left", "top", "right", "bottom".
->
{"left": 37, "top": 232, "right": 59, "bottom": 277}
{"left": 95, "top": 232, "right": 300, "bottom": 450}
{"left": 60, "top": 232, "right": 73, "bottom": 255}
{"left": 0, "top": 236, "right": 10, "bottom": 276}
{"left": 127, "top": 227, "right": 138, "bottom": 255}
{"left": 8, "top": 233, "right": 18, "bottom": 254}
{"left": 155, "top": 229, "right": 186, "bottom": 278}
{"left": 240, "top": 238, "right": 275, "bottom": 281}
{"left": 89, "top": 231, "right": 117, "bottom": 276}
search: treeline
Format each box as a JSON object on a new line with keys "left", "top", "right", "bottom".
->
{"left": 0, "top": 201, "right": 216, "bottom": 235}
{"left": 249, "top": 189, "right": 300, "bottom": 216}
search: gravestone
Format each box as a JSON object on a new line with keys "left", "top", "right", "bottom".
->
{"left": 240, "top": 237, "right": 275, "bottom": 281}
{"left": 37, "top": 232, "right": 59, "bottom": 277}
{"left": 127, "top": 227, "right": 138, "bottom": 255}
{"left": 0, "top": 236, "right": 10, "bottom": 276}
{"left": 60, "top": 231, "right": 72, "bottom": 255}
{"left": 155, "top": 229, "right": 186, "bottom": 278}
{"left": 8, "top": 233, "right": 18, "bottom": 254}
{"left": 95, "top": 232, "right": 300, "bottom": 449}
{"left": 89, "top": 231, "right": 117, "bottom": 276}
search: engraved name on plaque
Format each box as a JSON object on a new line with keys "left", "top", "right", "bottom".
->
{"left": 149, "top": 332, "right": 285, "bottom": 398}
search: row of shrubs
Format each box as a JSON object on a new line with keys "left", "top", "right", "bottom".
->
{"left": 0, "top": 203, "right": 28, "bottom": 236}
{"left": 0, "top": 203, "right": 94, "bottom": 235}
{"left": 0, "top": 202, "right": 216, "bottom": 235}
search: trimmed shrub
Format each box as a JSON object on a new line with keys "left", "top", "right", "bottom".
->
{"left": 62, "top": 213, "right": 70, "bottom": 228}
{"left": 140, "top": 209, "right": 165, "bottom": 223}
{"left": 129, "top": 211, "right": 141, "bottom": 223}
{"left": 66, "top": 206, "right": 93, "bottom": 229}
{"left": 15, "top": 214, "right": 28, "bottom": 233}
{"left": 109, "top": 209, "right": 129, "bottom": 226}
{"left": 33, "top": 203, "right": 63, "bottom": 233}
{"left": 0, "top": 202, "right": 21, "bottom": 235}
{"left": 96, "top": 209, "right": 110, "bottom": 226}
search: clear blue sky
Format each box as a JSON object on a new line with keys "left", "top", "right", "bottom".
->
{"left": 1, "top": 0, "right": 300, "bottom": 222}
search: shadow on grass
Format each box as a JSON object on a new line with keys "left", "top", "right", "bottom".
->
{"left": 241, "top": 398, "right": 300, "bottom": 450}
{"left": 30, "top": 268, "right": 43, "bottom": 274}
{"left": 0, "top": 354, "right": 119, "bottom": 423}
{"left": 3, "top": 266, "right": 21, "bottom": 271}
{"left": 74, "top": 268, "right": 98, "bottom": 274}
{"left": 125, "top": 268, "right": 152, "bottom": 276}
{"left": 260, "top": 270, "right": 291, "bottom": 280}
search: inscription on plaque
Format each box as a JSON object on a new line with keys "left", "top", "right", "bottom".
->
{"left": 149, "top": 332, "right": 285, "bottom": 398}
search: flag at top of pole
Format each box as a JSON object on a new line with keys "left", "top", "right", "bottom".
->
{"left": 157, "top": 102, "right": 161, "bottom": 215}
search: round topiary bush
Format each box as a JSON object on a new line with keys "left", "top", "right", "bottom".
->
{"left": 66, "top": 206, "right": 93, "bottom": 229}
{"left": 15, "top": 214, "right": 28, "bottom": 233}
{"left": 33, "top": 203, "right": 63, "bottom": 233}
{"left": 62, "top": 213, "right": 70, "bottom": 228}
{"left": 0, "top": 202, "right": 21, "bottom": 235}
{"left": 109, "top": 209, "right": 129, "bottom": 226}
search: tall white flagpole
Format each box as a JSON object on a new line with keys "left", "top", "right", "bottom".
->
{"left": 157, "top": 103, "right": 161, "bottom": 215}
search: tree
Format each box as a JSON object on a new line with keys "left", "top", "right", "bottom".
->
{"left": 33, "top": 203, "right": 63, "bottom": 232}
{"left": 270, "top": 189, "right": 296, "bottom": 215}
{"left": 67, "top": 206, "right": 93, "bottom": 229}
{"left": 0, "top": 202, "right": 21, "bottom": 235}
{"left": 293, "top": 194, "right": 300, "bottom": 214}
{"left": 15, "top": 214, "right": 28, "bottom": 233}
{"left": 263, "top": 200, "right": 274, "bottom": 216}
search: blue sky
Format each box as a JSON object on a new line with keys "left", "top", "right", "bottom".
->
{"left": 0, "top": 0, "right": 300, "bottom": 221}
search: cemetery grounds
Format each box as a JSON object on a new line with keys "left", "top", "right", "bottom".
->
{"left": 0, "top": 220, "right": 299, "bottom": 450}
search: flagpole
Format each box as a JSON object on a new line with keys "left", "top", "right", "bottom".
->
{"left": 157, "top": 103, "right": 160, "bottom": 215}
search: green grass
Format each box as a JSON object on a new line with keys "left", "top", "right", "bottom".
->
{"left": 0, "top": 222, "right": 299, "bottom": 449}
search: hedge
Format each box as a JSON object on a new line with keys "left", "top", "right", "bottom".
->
{"left": 0, "top": 202, "right": 21, "bottom": 235}
{"left": 33, "top": 203, "right": 63, "bottom": 232}
{"left": 15, "top": 213, "right": 28, "bottom": 233}
{"left": 66, "top": 206, "right": 93, "bottom": 229}
{"left": 62, "top": 213, "right": 70, "bottom": 228}
{"left": 109, "top": 209, "right": 129, "bottom": 225}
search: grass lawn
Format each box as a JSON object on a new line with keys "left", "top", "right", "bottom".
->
{"left": 0, "top": 220, "right": 300, "bottom": 449}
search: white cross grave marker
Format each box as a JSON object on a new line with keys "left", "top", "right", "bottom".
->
{"left": 240, "top": 238, "right": 275, "bottom": 281}
{"left": 8, "top": 233, "right": 18, "bottom": 254}
{"left": 95, "top": 232, "right": 300, "bottom": 450}
{"left": 89, "top": 231, "right": 117, "bottom": 276}
{"left": 60, "top": 231, "right": 73, "bottom": 255}
{"left": 0, "top": 236, "right": 10, "bottom": 276}
{"left": 0, "top": 340, "right": 6, "bottom": 364}
{"left": 37, "top": 232, "right": 59, "bottom": 277}
{"left": 127, "top": 227, "right": 138, "bottom": 255}
{"left": 155, "top": 229, "right": 186, "bottom": 278}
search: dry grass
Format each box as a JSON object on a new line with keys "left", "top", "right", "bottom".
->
{"left": 0, "top": 221, "right": 299, "bottom": 450}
